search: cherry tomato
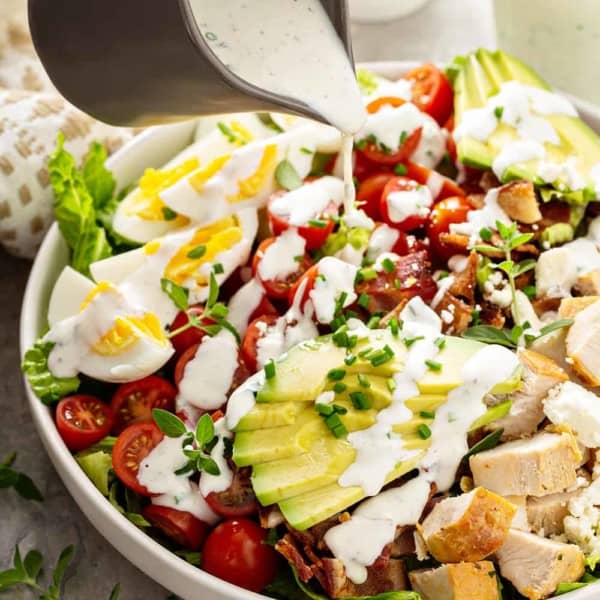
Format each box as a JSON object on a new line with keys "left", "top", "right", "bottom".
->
{"left": 357, "top": 127, "right": 422, "bottom": 166}
{"left": 202, "top": 518, "right": 279, "bottom": 592}
{"left": 110, "top": 376, "right": 177, "bottom": 435}
{"left": 112, "top": 421, "right": 163, "bottom": 496}
{"left": 353, "top": 151, "right": 387, "bottom": 183}
{"left": 248, "top": 294, "right": 279, "bottom": 322}
{"left": 251, "top": 237, "right": 313, "bottom": 300}
{"left": 143, "top": 505, "right": 209, "bottom": 550}
{"left": 403, "top": 63, "right": 454, "bottom": 125}
{"left": 169, "top": 306, "right": 212, "bottom": 356}
{"left": 55, "top": 395, "right": 114, "bottom": 452}
{"left": 356, "top": 172, "right": 395, "bottom": 220}
{"left": 366, "top": 96, "right": 406, "bottom": 114}
{"left": 287, "top": 264, "right": 319, "bottom": 308}
{"left": 205, "top": 468, "right": 259, "bottom": 518}
{"left": 241, "top": 313, "right": 280, "bottom": 374}
{"left": 380, "top": 176, "right": 431, "bottom": 231}
{"left": 356, "top": 250, "right": 437, "bottom": 313}
{"left": 372, "top": 222, "right": 409, "bottom": 256}
{"left": 405, "top": 162, "right": 465, "bottom": 202}
{"left": 444, "top": 115, "right": 457, "bottom": 163}
{"left": 174, "top": 342, "right": 250, "bottom": 395}
{"left": 426, "top": 196, "right": 473, "bottom": 262}
{"left": 267, "top": 190, "right": 337, "bottom": 251}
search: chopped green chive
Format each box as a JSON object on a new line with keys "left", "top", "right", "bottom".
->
{"left": 437, "top": 270, "right": 450, "bottom": 280}
{"left": 350, "top": 391, "right": 372, "bottom": 410}
{"left": 523, "top": 285, "right": 536, "bottom": 299}
{"left": 366, "top": 134, "right": 378, "bottom": 144}
{"left": 316, "top": 403, "right": 334, "bottom": 416}
{"left": 347, "top": 335, "right": 358, "bottom": 349}
{"left": 327, "top": 368, "right": 346, "bottom": 381}
{"left": 404, "top": 336, "right": 425, "bottom": 348}
{"left": 389, "top": 317, "right": 400, "bottom": 336}
{"left": 434, "top": 337, "right": 446, "bottom": 349}
{"left": 357, "top": 373, "right": 371, "bottom": 389}
{"left": 264, "top": 359, "right": 276, "bottom": 379}
{"left": 471, "top": 309, "right": 481, "bottom": 326}
{"left": 333, "top": 404, "right": 348, "bottom": 415}
{"left": 356, "top": 139, "right": 367, "bottom": 150}
{"left": 187, "top": 244, "right": 207, "bottom": 259}
{"left": 358, "top": 346, "right": 373, "bottom": 358}
{"left": 417, "top": 424, "right": 432, "bottom": 439}
{"left": 394, "top": 163, "right": 408, "bottom": 176}
{"left": 162, "top": 206, "right": 178, "bottom": 221}
{"left": 333, "top": 327, "right": 350, "bottom": 348}
{"left": 358, "top": 293, "right": 371, "bottom": 309}
{"left": 420, "top": 410, "right": 435, "bottom": 419}
{"left": 425, "top": 359, "right": 442, "bottom": 372}
{"left": 308, "top": 219, "right": 328, "bottom": 229}
{"left": 387, "top": 378, "right": 397, "bottom": 392}
{"left": 394, "top": 278, "right": 401, "bottom": 289}
{"left": 213, "top": 263, "right": 224, "bottom": 274}
{"left": 357, "top": 267, "right": 377, "bottom": 283}
{"left": 382, "top": 258, "right": 396, "bottom": 274}
{"left": 399, "top": 131, "right": 408, "bottom": 145}
{"left": 300, "top": 147, "right": 314, "bottom": 155}
{"left": 367, "top": 316, "right": 381, "bottom": 329}
{"left": 293, "top": 255, "right": 304, "bottom": 263}
{"left": 370, "top": 345, "right": 395, "bottom": 367}
{"left": 494, "top": 106, "right": 504, "bottom": 120}
{"left": 344, "top": 354, "right": 357, "bottom": 366}
{"left": 333, "top": 382, "right": 347, "bottom": 394}
{"left": 479, "top": 227, "right": 493, "bottom": 242}
{"left": 325, "top": 413, "right": 348, "bottom": 438}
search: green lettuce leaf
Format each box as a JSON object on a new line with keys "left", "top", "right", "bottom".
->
{"left": 21, "top": 340, "right": 80, "bottom": 405}
{"left": 82, "top": 142, "right": 116, "bottom": 210}
{"left": 76, "top": 451, "right": 112, "bottom": 496}
{"left": 71, "top": 226, "right": 112, "bottom": 274}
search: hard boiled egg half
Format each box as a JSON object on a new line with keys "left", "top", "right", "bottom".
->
{"left": 91, "top": 208, "right": 258, "bottom": 326}
{"left": 113, "top": 113, "right": 274, "bottom": 244}
{"left": 45, "top": 267, "right": 174, "bottom": 383}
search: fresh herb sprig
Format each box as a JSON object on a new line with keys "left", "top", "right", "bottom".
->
{"left": 0, "top": 452, "right": 43, "bottom": 501}
{"left": 473, "top": 220, "right": 535, "bottom": 326}
{"left": 152, "top": 410, "right": 221, "bottom": 477}
{"left": 161, "top": 273, "right": 240, "bottom": 343}
{"left": 0, "top": 544, "right": 74, "bottom": 599}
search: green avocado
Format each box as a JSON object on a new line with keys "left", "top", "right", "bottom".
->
{"left": 453, "top": 49, "right": 600, "bottom": 198}
{"left": 232, "top": 333, "right": 521, "bottom": 530}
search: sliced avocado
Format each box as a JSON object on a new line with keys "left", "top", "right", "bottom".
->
{"left": 234, "top": 332, "right": 522, "bottom": 530}
{"left": 76, "top": 450, "right": 112, "bottom": 496}
{"left": 540, "top": 223, "right": 574, "bottom": 247}
{"left": 453, "top": 49, "right": 600, "bottom": 198}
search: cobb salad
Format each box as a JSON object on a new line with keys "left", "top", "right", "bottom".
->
{"left": 22, "top": 49, "right": 600, "bottom": 600}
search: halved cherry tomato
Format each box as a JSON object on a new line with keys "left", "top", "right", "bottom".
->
{"left": 202, "top": 518, "right": 279, "bottom": 592}
{"left": 357, "top": 127, "right": 422, "bottom": 166}
{"left": 205, "top": 467, "right": 259, "bottom": 518}
{"left": 142, "top": 505, "right": 209, "bottom": 550}
{"left": 356, "top": 172, "right": 396, "bottom": 220}
{"left": 426, "top": 195, "right": 473, "bottom": 262}
{"left": 267, "top": 190, "right": 338, "bottom": 251}
{"left": 241, "top": 313, "right": 280, "bottom": 374}
{"left": 110, "top": 376, "right": 177, "bottom": 435}
{"left": 112, "top": 421, "right": 163, "bottom": 496}
{"left": 287, "top": 264, "right": 319, "bottom": 307}
{"left": 353, "top": 151, "right": 387, "bottom": 183}
{"left": 251, "top": 237, "right": 313, "bottom": 300}
{"left": 403, "top": 63, "right": 454, "bottom": 125}
{"left": 248, "top": 294, "right": 279, "bottom": 323}
{"left": 444, "top": 115, "right": 457, "bottom": 163}
{"left": 380, "top": 176, "right": 431, "bottom": 231}
{"left": 169, "top": 306, "right": 213, "bottom": 356}
{"left": 371, "top": 222, "right": 409, "bottom": 256}
{"left": 405, "top": 162, "right": 465, "bottom": 202}
{"left": 366, "top": 96, "right": 406, "bottom": 114}
{"left": 55, "top": 395, "right": 114, "bottom": 452}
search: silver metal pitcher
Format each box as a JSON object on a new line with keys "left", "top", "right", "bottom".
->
{"left": 28, "top": 0, "right": 354, "bottom": 127}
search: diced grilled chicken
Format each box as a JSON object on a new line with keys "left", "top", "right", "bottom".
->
{"left": 497, "top": 181, "right": 542, "bottom": 224}
{"left": 575, "top": 269, "right": 600, "bottom": 296}
{"left": 470, "top": 432, "right": 580, "bottom": 497}
{"left": 409, "top": 561, "right": 500, "bottom": 600}
{"left": 495, "top": 529, "right": 584, "bottom": 600}
{"left": 419, "top": 488, "right": 515, "bottom": 563}
{"left": 559, "top": 296, "right": 600, "bottom": 320}
{"left": 492, "top": 349, "right": 568, "bottom": 440}
{"left": 527, "top": 490, "right": 579, "bottom": 536}
{"left": 505, "top": 495, "right": 530, "bottom": 531}
{"left": 565, "top": 299, "right": 600, "bottom": 385}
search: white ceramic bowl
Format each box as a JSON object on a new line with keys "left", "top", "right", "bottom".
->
{"left": 20, "top": 62, "right": 600, "bottom": 600}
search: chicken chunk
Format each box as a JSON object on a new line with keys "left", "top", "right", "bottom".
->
{"left": 470, "top": 432, "right": 580, "bottom": 497}
{"left": 409, "top": 561, "right": 500, "bottom": 600}
{"left": 497, "top": 180, "right": 542, "bottom": 224}
{"left": 495, "top": 529, "right": 584, "bottom": 600}
{"left": 505, "top": 495, "right": 529, "bottom": 531}
{"left": 566, "top": 299, "right": 600, "bottom": 385}
{"left": 559, "top": 296, "right": 600, "bottom": 320}
{"left": 575, "top": 269, "right": 600, "bottom": 296}
{"left": 419, "top": 487, "right": 515, "bottom": 562}
{"left": 492, "top": 349, "right": 568, "bottom": 440}
{"left": 527, "top": 490, "right": 579, "bottom": 536}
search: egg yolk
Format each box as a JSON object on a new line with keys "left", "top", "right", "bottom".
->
{"left": 92, "top": 313, "right": 168, "bottom": 356}
{"left": 164, "top": 216, "right": 243, "bottom": 286}
{"left": 125, "top": 158, "right": 199, "bottom": 222}
{"left": 227, "top": 144, "right": 278, "bottom": 204}
{"left": 188, "top": 154, "right": 231, "bottom": 192}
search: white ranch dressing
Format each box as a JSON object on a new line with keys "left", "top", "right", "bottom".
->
{"left": 177, "top": 330, "right": 239, "bottom": 410}
{"left": 226, "top": 370, "right": 265, "bottom": 430}
{"left": 385, "top": 185, "right": 433, "bottom": 224}
{"left": 367, "top": 225, "right": 400, "bottom": 261}
{"left": 138, "top": 435, "right": 190, "bottom": 497}
{"left": 325, "top": 344, "right": 520, "bottom": 584}
{"left": 199, "top": 418, "right": 234, "bottom": 497}
{"left": 152, "top": 481, "right": 220, "bottom": 525}
{"left": 257, "top": 228, "right": 307, "bottom": 282}
{"left": 226, "top": 278, "right": 265, "bottom": 337}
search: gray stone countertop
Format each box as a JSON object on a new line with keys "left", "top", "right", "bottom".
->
{"left": 0, "top": 1, "right": 495, "bottom": 597}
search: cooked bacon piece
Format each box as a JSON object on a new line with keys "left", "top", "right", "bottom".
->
{"left": 275, "top": 534, "right": 314, "bottom": 583}
{"left": 438, "top": 233, "right": 538, "bottom": 260}
{"left": 358, "top": 250, "right": 437, "bottom": 314}
{"left": 478, "top": 303, "right": 506, "bottom": 328}
{"left": 449, "top": 251, "right": 478, "bottom": 305}
{"left": 258, "top": 505, "right": 285, "bottom": 529}
{"left": 497, "top": 181, "right": 542, "bottom": 224}
{"left": 436, "top": 294, "right": 473, "bottom": 335}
